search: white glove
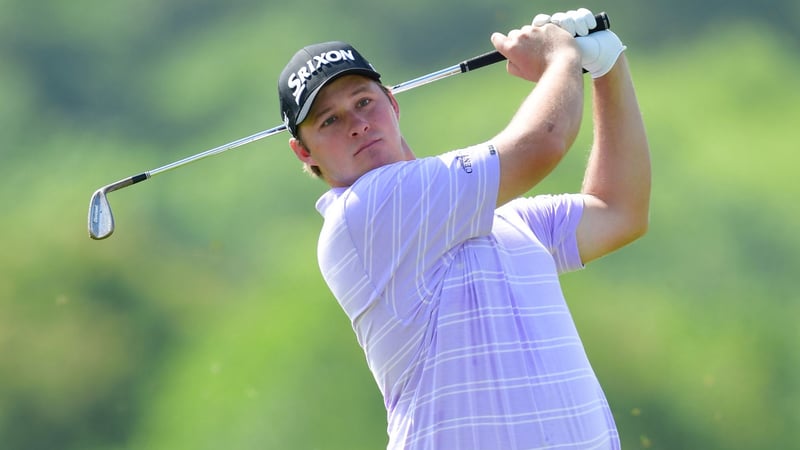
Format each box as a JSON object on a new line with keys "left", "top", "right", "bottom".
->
{"left": 575, "top": 30, "right": 626, "bottom": 78}
{"left": 533, "top": 8, "right": 596, "bottom": 36}
{"left": 532, "top": 8, "right": 626, "bottom": 78}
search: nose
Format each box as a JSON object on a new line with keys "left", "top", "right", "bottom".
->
{"left": 349, "top": 112, "right": 369, "bottom": 137}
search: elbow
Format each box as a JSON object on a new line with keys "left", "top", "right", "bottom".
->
{"left": 632, "top": 191, "right": 652, "bottom": 240}
{"left": 602, "top": 213, "right": 648, "bottom": 258}
{"left": 537, "top": 132, "right": 573, "bottom": 168}
{"left": 623, "top": 207, "right": 650, "bottom": 244}
{"left": 630, "top": 214, "right": 649, "bottom": 242}
{"left": 607, "top": 203, "right": 650, "bottom": 250}
{"left": 612, "top": 182, "right": 651, "bottom": 245}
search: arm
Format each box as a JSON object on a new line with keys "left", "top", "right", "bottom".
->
{"left": 489, "top": 24, "right": 585, "bottom": 206}
{"left": 577, "top": 54, "right": 651, "bottom": 263}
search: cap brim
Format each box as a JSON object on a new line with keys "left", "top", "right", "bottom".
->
{"left": 294, "top": 68, "right": 381, "bottom": 131}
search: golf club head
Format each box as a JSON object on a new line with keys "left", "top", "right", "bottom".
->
{"left": 88, "top": 188, "right": 114, "bottom": 240}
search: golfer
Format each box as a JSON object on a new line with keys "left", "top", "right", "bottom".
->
{"left": 278, "top": 8, "right": 650, "bottom": 449}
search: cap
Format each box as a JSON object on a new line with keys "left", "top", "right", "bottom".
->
{"left": 278, "top": 41, "right": 381, "bottom": 136}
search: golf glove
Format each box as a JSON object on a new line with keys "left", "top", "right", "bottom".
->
{"left": 533, "top": 8, "right": 626, "bottom": 78}
{"left": 575, "top": 30, "right": 626, "bottom": 78}
{"left": 533, "top": 8, "right": 596, "bottom": 37}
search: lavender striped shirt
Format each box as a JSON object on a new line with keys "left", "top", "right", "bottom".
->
{"left": 315, "top": 143, "right": 619, "bottom": 449}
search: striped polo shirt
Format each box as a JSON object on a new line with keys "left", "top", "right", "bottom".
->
{"left": 315, "top": 143, "right": 619, "bottom": 449}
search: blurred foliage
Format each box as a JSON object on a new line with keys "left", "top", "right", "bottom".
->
{"left": 1, "top": 0, "right": 799, "bottom": 449}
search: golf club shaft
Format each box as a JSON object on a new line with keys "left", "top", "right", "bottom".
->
{"left": 100, "top": 12, "right": 608, "bottom": 195}
{"left": 89, "top": 12, "right": 611, "bottom": 239}
{"left": 390, "top": 11, "right": 609, "bottom": 93}
{"left": 99, "top": 124, "right": 287, "bottom": 196}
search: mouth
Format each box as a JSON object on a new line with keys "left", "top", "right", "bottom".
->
{"left": 354, "top": 139, "right": 381, "bottom": 157}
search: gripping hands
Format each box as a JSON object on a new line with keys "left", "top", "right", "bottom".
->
{"left": 534, "top": 8, "right": 626, "bottom": 78}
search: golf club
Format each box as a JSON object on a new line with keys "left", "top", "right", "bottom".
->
{"left": 88, "top": 12, "right": 609, "bottom": 240}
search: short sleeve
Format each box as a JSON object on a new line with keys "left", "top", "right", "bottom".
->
{"left": 499, "top": 193, "right": 585, "bottom": 273}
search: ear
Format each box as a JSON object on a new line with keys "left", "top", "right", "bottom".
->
{"left": 289, "top": 137, "right": 315, "bottom": 165}
{"left": 386, "top": 89, "right": 401, "bottom": 118}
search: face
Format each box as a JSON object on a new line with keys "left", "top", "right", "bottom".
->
{"left": 289, "top": 75, "right": 413, "bottom": 187}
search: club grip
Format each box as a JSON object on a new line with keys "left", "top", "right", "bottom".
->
{"left": 460, "top": 11, "right": 610, "bottom": 73}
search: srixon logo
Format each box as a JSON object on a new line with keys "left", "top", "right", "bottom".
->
{"left": 288, "top": 49, "right": 356, "bottom": 104}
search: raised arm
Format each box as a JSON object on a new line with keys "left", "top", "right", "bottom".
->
{"left": 576, "top": 53, "right": 651, "bottom": 263}
{"left": 489, "top": 23, "right": 585, "bottom": 206}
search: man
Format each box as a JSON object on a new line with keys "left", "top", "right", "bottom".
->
{"left": 278, "top": 8, "right": 650, "bottom": 449}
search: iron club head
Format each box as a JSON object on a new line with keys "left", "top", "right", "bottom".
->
{"left": 88, "top": 188, "right": 115, "bottom": 240}
{"left": 87, "top": 174, "right": 148, "bottom": 240}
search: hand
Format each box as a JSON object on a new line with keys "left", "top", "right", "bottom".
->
{"left": 490, "top": 24, "right": 581, "bottom": 83}
{"left": 532, "top": 8, "right": 626, "bottom": 78}
{"left": 533, "top": 8, "right": 596, "bottom": 36}
{"left": 575, "top": 31, "right": 626, "bottom": 78}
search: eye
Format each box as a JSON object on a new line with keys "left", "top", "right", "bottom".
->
{"left": 356, "top": 97, "right": 372, "bottom": 108}
{"left": 320, "top": 115, "right": 338, "bottom": 128}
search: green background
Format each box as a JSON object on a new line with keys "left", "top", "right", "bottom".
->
{"left": 2, "top": 0, "right": 798, "bottom": 448}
